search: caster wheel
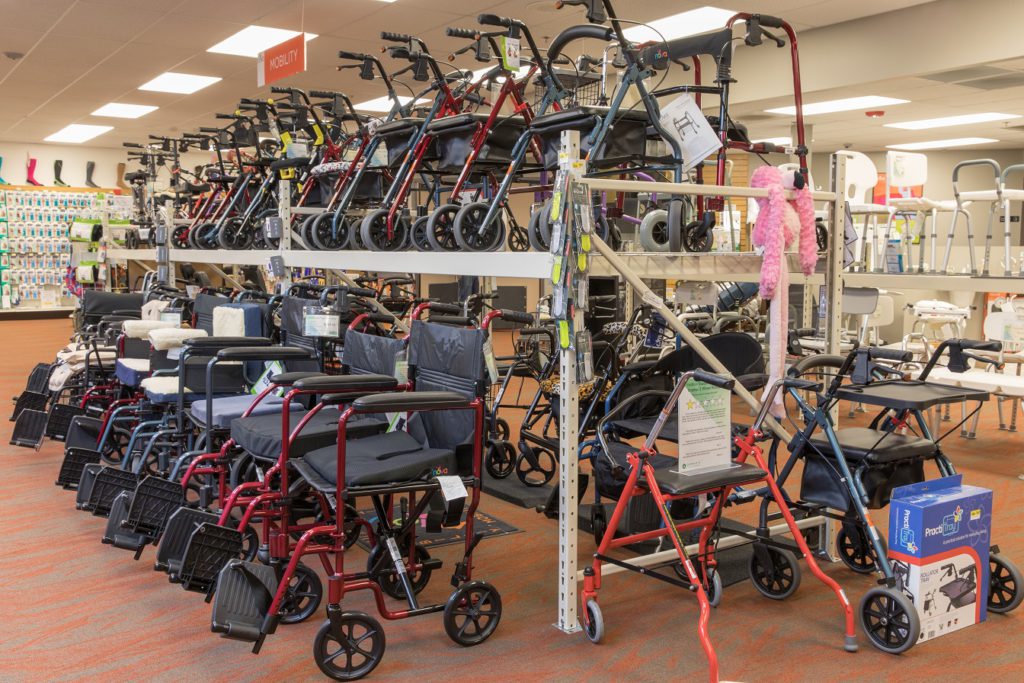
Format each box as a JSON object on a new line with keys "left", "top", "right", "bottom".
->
{"left": 583, "top": 598, "right": 604, "bottom": 643}
{"left": 410, "top": 216, "right": 432, "bottom": 251}
{"left": 171, "top": 225, "right": 189, "bottom": 249}
{"left": 748, "top": 546, "right": 801, "bottom": 600}
{"left": 453, "top": 202, "right": 505, "bottom": 251}
{"left": 836, "top": 524, "right": 885, "bottom": 574}
{"left": 514, "top": 445, "right": 556, "bottom": 487}
{"left": 638, "top": 209, "right": 671, "bottom": 252}
{"left": 682, "top": 220, "right": 713, "bottom": 252}
{"left": 674, "top": 562, "right": 723, "bottom": 608}
{"left": 528, "top": 200, "right": 552, "bottom": 252}
{"left": 859, "top": 587, "right": 920, "bottom": 654}
{"left": 312, "top": 213, "right": 348, "bottom": 250}
{"left": 313, "top": 611, "right": 386, "bottom": 681}
{"left": 816, "top": 219, "right": 828, "bottom": 252}
{"left": 989, "top": 553, "right": 1023, "bottom": 613}
{"left": 443, "top": 581, "right": 502, "bottom": 646}
{"left": 493, "top": 417, "right": 510, "bottom": 442}
{"left": 366, "top": 542, "right": 432, "bottom": 599}
{"left": 360, "top": 210, "right": 408, "bottom": 251}
{"left": 507, "top": 223, "right": 529, "bottom": 252}
{"left": 426, "top": 203, "right": 460, "bottom": 252}
{"left": 590, "top": 506, "right": 608, "bottom": 545}
{"left": 485, "top": 440, "right": 516, "bottom": 479}
{"left": 278, "top": 562, "right": 323, "bottom": 625}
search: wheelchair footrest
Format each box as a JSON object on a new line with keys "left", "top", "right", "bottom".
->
{"left": 46, "top": 403, "right": 85, "bottom": 441}
{"left": 211, "top": 560, "right": 278, "bottom": 643}
{"left": 87, "top": 468, "right": 138, "bottom": 517}
{"left": 157, "top": 507, "right": 219, "bottom": 574}
{"left": 178, "top": 523, "right": 245, "bottom": 594}
{"left": 10, "top": 390, "right": 48, "bottom": 422}
{"left": 102, "top": 492, "right": 137, "bottom": 547}
{"left": 10, "top": 408, "right": 48, "bottom": 449}
{"left": 56, "top": 447, "right": 100, "bottom": 489}
{"left": 123, "top": 476, "right": 185, "bottom": 539}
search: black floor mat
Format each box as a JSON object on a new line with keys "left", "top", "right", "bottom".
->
{"left": 482, "top": 469, "right": 554, "bottom": 510}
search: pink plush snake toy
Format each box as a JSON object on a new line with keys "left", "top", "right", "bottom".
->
{"left": 749, "top": 165, "right": 818, "bottom": 416}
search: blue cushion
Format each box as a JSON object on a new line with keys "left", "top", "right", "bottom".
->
{"left": 115, "top": 358, "right": 150, "bottom": 387}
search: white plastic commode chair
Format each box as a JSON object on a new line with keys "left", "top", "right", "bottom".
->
{"left": 941, "top": 159, "right": 1024, "bottom": 276}
{"left": 881, "top": 151, "right": 963, "bottom": 274}
{"left": 836, "top": 150, "right": 894, "bottom": 272}
{"left": 900, "top": 299, "right": 972, "bottom": 363}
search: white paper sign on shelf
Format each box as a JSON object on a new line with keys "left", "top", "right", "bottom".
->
{"left": 658, "top": 94, "right": 723, "bottom": 173}
{"left": 675, "top": 380, "right": 732, "bottom": 473}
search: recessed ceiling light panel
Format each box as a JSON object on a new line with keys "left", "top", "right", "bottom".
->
{"left": 91, "top": 103, "right": 158, "bottom": 119}
{"left": 45, "top": 124, "right": 114, "bottom": 144}
{"left": 888, "top": 137, "right": 998, "bottom": 151}
{"left": 767, "top": 96, "right": 909, "bottom": 116}
{"left": 885, "top": 112, "right": 1020, "bottom": 130}
{"left": 208, "top": 26, "right": 317, "bottom": 58}
{"left": 622, "top": 7, "right": 736, "bottom": 43}
{"left": 139, "top": 72, "right": 221, "bottom": 94}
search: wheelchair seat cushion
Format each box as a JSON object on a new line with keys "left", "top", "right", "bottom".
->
{"left": 189, "top": 394, "right": 297, "bottom": 429}
{"left": 230, "top": 409, "right": 385, "bottom": 462}
{"left": 302, "top": 430, "right": 457, "bottom": 487}
{"left": 141, "top": 376, "right": 192, "bottom": 403}
{"left": 807, "top": 427, "right": 936, "bottom": 464}
{"left": 115, "top": 358, "right": 150, "bottom": 387}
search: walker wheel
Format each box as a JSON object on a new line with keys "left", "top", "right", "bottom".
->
{"left": 514, "top": 445, "right": 556, "bottom": 487}
{"left": 366, "top": 542, "right": 432, "bottom": 599}
{"left": 278, "top": 562, "right": 323, "bottom": 625}
{"left": 590, "top": 505, "right": 608, "bottom": 545}
{"left": 749, "top": 546, "right": 801, "bottom": 600}
{"left": 443, "top": 581, "right": 502, "bottom": 646}
{"left": 493, "top": 417, "right": 510, "bottom": 442}
{"left": 485, "top": 440, "right": 516, "bottom": 479}
{"left": 989, "top": 553, "right": 1023, "bottom": 613}
{"left": 508, "top": 223, "right": 529, "bottom": 252}
{"left": 583, "top": 598, "right": 604, "bottom": 643}
{"left": 859, "top": 587, "right": 919, "bottom": 654}
{"left": 682, "top": 219, "right": 713, "bottom": 252}
{"left": 313, "top": 611, "right": 386, "bottom": 681}
{"left": 836, "top": 525, "right": 885, "bottom": 574}
{"left": 360, "top": 210, "right": 408, "bottom": 252}
{"left": 409, "top": 216, "right": 432, "bottom": 252}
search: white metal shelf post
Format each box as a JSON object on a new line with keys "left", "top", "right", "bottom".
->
{"left": 826, "top": 156, "right": 848, "bottom": 356}
{"left": 556, "top": 130, "right": 583, "bottom": 634}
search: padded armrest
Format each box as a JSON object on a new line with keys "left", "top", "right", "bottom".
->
{"left": 353, "top": 390, "right": 470, "bottom": 412}
{"left": 216, "top": 346, "right": 315, "bottom": 361}
{"left": 293, "top": 374, "right": 398, "bottom": 393}
{"left": 184, "top": 336, "right": 272, "bottom": 348}
{"left": 270, "top": 371, "right": 326, "bottom": 386}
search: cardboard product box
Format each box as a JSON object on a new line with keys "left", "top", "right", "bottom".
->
{"left": 888, "top": 475, "right": 992, "bottom": 644}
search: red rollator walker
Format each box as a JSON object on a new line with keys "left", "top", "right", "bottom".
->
{"left": 581, "top": 372, "right": 857, "bottom": 682}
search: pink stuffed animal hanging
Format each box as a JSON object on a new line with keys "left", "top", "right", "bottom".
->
{"left": 749, "top": 165, "right": 818, "bottom": 416}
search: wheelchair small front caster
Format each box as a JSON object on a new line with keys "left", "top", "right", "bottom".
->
{"left": 443, "top": 581, "right": 502, "bottom": 646}
{"left": 278, "top": 562, "right": 322, "bottom": 625}
{"left": 313, "top": 611, "right": 386, "bottom": 681}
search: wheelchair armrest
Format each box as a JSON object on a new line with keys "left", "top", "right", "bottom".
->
{"left": 293, "top": 374, "right": 398, "bottom": 393}
{"left": 352, "top": 390, "right": 469, "bottom": 412}
{"left": 184, "top": 336, "right": 272, "bottom": 349}
{"left": 216, "top": 346, "right": 315, "bottom": 361}
{"left": 270, "top": 371, "right": 326, "bottom": 386}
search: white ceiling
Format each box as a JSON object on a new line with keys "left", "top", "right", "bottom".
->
{"left": 0, "top": 0, "right": 974, "bottom": 153}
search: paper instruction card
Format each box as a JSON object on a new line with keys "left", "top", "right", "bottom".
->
{"left": 676, "top": 380, "right": 732, "bottom": 472}
{"left": 658, "top": 94, "right": 722, "bottom": 173}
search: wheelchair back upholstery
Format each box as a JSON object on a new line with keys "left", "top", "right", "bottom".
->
{"left": 193, "top": 293, "right": 230, "bottom": 333}
{"left": 343, "top": 328, "right": 405, "bottom": 377}
{"left": 79, "top": 291, "right": 143, "bottom": 330}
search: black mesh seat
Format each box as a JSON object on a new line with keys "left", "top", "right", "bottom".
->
{"left": 807, "top": 427, "right": 937, "bottom": 465}
{"left": 229, "top": 410, "right": 384, "bottom": 462}
{"left": 299, "top": 431, "right": 457, "bottom": 489}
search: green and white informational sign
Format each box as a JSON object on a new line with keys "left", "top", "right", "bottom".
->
{"left": 676, "top": 380, "right": 732, "bottom": 473}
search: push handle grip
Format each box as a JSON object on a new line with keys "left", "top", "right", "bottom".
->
{"left": 477, "top": 13, "right": 513, "bottom": 27}
{"left": 381, "top": 31, "right": 411, "bottom": 42}
{"left": 446, "top": 27, "right": 479, "bottom": 39}
{"left": 754, "top": 14, "right": 785, "bottom": 28}
{"left": 957, "top": 338, "right": 1002, "bottom": 352}
{"left": 215, "top": 113, "right": 238, "bottom": 120}
{"left": 309, "top": 90, "right": 339, "bottom": 99}
{"left": 428, "top": 302, "right": 462, "bottom": 315}
{"left": 867, "top": 347, "right": 914, "bottom": 363}
{"left": 781, "top": 377, "right": 822, "bottom": 392}
{"left": 122, "top": 142, "right": 143, "bottom": 148}
{"left": 383, "top": 277, "right": 415, "bottom": 286}
{"left": 691, "top": 368, "right": 736, "bottom": 391}
{"left": 347, "top": 286, "right": 377, "bottom": 298}
{"left": 498, "top": 310, "right": 534, "bottom": 325}
{"left": 338, "top": 50, "right": 366, "bottom": 60}
{"left": 269, "top": 86, "right": 293, "bottom": 94}
{"left": 198, "top": 127, "right": 222, "bottom": 133}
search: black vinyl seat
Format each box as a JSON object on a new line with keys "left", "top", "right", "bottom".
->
{"left": 299, "top": 430, "right": 457, "bottom": 489}
{"left": 807, "top": 427, "right": 937, "bottom": 465}
{"left": 229, "top": 410, "right": 384, "bottom": 462}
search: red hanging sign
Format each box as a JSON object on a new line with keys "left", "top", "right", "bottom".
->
{"left": 257, "top": 33, "right": 306, "bottom": 87}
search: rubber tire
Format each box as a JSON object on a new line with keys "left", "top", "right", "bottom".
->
{"left": 426, "top": 203, "right": 461, "bottom": 252}
{"left": 453, "top": 201, "right": 505, "bottom": 252}
{"left": 859, "top": 586, "right": 920, "bottom": 654}
{"left": 508, "top": 223, "right": 529, "bottom": 252}
{"left": 410, "top": 216, "right": 432, "bottom": 251}
{"left": 300, "top": 213, "right": 320, "bottom": 247}
{"left": 514, "top": 445, "right": 556, "bottom": 487}
{"left": 748, "top": 546, "right": 802, "bottom": 600}
{"left": 583, "top": 599, "right": 604, "bottom": 643}
{"left": 312, "top": 212, "right": 348, "bottom": 250}
{"left": 638, "top": 209, "right": 671, "bottom": 252}
{"left": 313, "top": 612, "right": 386, "bottom": 681}
{"left": 278, "top": 562, "right": 323, "bottom": 625}
{"left": 217, "top": 217, "right": 252, "bottom": 250}
{"left": 529, "top": 200, "right": 552, "bottom": 252}
{"left": 366, "top": 542, "right": 432, "bottom": 599}
{"left": 527, "top": 206, "right": 546, "bottom": 252}
{"left": 836, "top": 525, "right": 885, "bottom": 575}
{"left": 443, "top": 581, "right": 502, "bottom": 646}
{"left": 989, "top": 552, "right": 1024, "bottom": 614}
{"left": 682, "top": 219, "right": 714, "bottom": 252}
{"left": 485, "top": 440, "right": 516, "bottom": 479}
{"left": 667, "top": 198, "right": 685, "bottom": 252}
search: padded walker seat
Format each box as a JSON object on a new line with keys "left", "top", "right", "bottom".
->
{"left": 807, "top": 427, "right": 937, "bottom": 465}
{"left": 597, "top": 442, "right": 764, "bottom": 497}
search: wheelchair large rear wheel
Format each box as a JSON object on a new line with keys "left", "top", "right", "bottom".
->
{"left": 749, "top": 546, "right": 801, "bottom": 600}
{"left": 988, "top": 552, "right": 1023, "bottom": 613}
{"left": 313, "top": 611, "right": 386, "bottom": 681}
{"left": 443, "top": 581, "right": 502, "bottom": 646}
{"left": 859, "top": 586, "right": 919, "bottom": 654}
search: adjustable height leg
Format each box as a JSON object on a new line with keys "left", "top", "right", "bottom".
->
{"left": 941, "top": 209, "right": 963, "bottom": 274}
{"left": 981, "top": 203, "right": 996, "bottom": 276}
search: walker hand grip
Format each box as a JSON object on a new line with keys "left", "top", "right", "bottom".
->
{"left": 867, "top": 347, "right": 913, "bottom": 363}
{"left": 957, "top": 339, "right": 1002, "bottom": 352}
{"left": 347, "top": 287, "right": 377, "bottom": 298}
{"left": 781, "top": 377, "right": 822, "bottom": 392}
{"left": 269, "top": 86, "right": 293, "bottom": 94}
{"left": 477, "top": 14, "right": 513, "bottom": 27}
{"left": 381, "top": 31, "right": 411, "bottom": 43}
{"left": 754, "top": 14, "right": 785, "bottom": 29}
{"left": 499, "top": 310, "right": 533, "bottom": 325}
{"left": 691, "top": 369, "right": 735, "bottom": 391}
{"left": 338, "top": 50, "right": 366, "bottom": 61}
{"left": 427, "top": 303, "right": 462, "bottom": 315}
{"left": 952, "top": 159, "right": 1000, "bottom": 183}
{"left": 309, "top": 90, "right": 338, "bottom": 99}
{"left": 446, "top": 27, "right": 479, "bottom": 39}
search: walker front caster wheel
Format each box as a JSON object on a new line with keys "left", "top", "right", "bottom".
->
{"left": 485, "top": 440, "right": 516, "bottom": 479}
{"left": 583, "top": 598, "right": 604, "bottom": 643}
{"left": 313, "top": 611, "right": 386, "bottom": 681}
{"left": 278, "top": 562, "right": 322, "bottom": 625}
{"left": 859, "top": 587, "right": 919, "bottom": 654}
{"left": 443, "top": 581, "right": 502, "bottom": 646}
{"left": 514, "top": 445, "right": 556, "bottom": 487}
{"left": 836, "top": 525, "right": 885, "bottom": 574}
{"left": 988, "top": 552, "right": 1023, "bottom": 613}
{"left": 749, "top": 546, "right": 801, "bottom": 600}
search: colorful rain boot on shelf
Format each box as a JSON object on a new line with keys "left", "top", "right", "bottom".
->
{"left": 53, "top": 160, "right": 69, "bottom": 187}
{"left": 116, "top": 162, "right": 130, "bottom": 191}
{"left": 26, "top": 157, "right": 42, "bottom": 186}
{"left": 85, "top": 160, "right": 99, "bottom": 188}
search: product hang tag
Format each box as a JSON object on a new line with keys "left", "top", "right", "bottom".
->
{"left": 483, "top": 337, "right": 499, "bottom": 384}
{"left": 436, "top": 475, "right": 468, "bottom": 502}
{"left": 159, "top": 310, "right": 181, "bottom": 324}
{"left": 250, "top": 360, "right": 285, "bottom": 395}
{"left": 658, "top": 93, "right": 723, "bottom": 173}
{"left": 500, "top": 36, "right": 521, "bottom": 71}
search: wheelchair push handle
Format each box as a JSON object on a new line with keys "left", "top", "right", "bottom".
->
{"left": 412, "top": 301, "right": 462, "bottom": 320}
{"left": 476, "top": 13, "right": 514, "bottom": 28}
{"left": 482, "top": 309, "right": 533, "bottom": 331}
{"left": 957, "top": 338, "right": 1002, "bottom": 352}
{"left": 690, "top": 368, "right": 735, "bottom": 391}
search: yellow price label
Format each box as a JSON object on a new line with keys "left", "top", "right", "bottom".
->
{"left": 280, "top": 131, "right": 293, "bottom": 146}
{"left": 577, "top": 252, "right": 587, "bottom": 271}
{"left": 558, "top": 320, "right": 571, "bottom": 349}
{"left": 549, "top": 193, "right": 561, "bottom": 221}
{"left": 580, "top": 234, "right": 591, "bottom": 252}
{"left": 551, "top": 255, "right": 563, "bottom": 284}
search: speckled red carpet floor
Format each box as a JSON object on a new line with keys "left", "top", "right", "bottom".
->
{"left": 0, "top": 319, "right": 1020, "bottom": 682}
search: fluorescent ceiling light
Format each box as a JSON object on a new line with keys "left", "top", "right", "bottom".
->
{"left": 207, "top": 26, "right": 317, "bottom": 58}
{"left": 766, "top": 96, "right": 908, "bottom": 116}
{"left": 753, "top": 136, "right": 791, "bottom": 146}
{"left": 884, "top": 112, "right": 1020, "bottom": 130}
{"left": 45, "top": 124, "right": 113, "bottom": 144}
{"left": 888, "top": 137, "right": 998, "bottom": 151}
{"left": 622, "top": 7, "right": 736, "bottom": 43}
{"left": 139, "top": 72, "right": 221, "bottom": 94}
{"left": 354, "top": 95, "right": 417, "bottom": 112}
{"left": 91, "top": 103, "right": 158, "bottom": 119}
